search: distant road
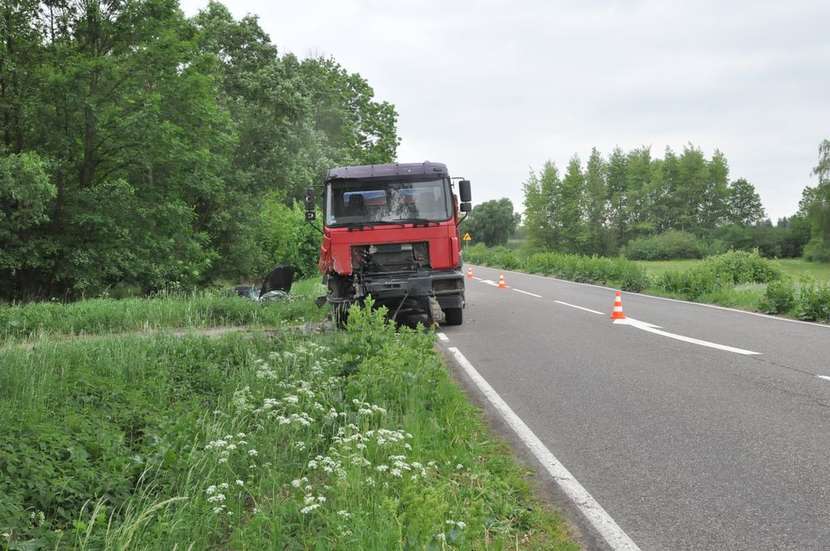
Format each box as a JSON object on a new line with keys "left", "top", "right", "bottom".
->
{"left": 439, "top": 265, "right": 830, "bottom": 551}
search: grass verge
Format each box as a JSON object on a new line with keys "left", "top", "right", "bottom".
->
{"left": 1, "top": 299, "right": 577, "bottom": 550}
{"left": 467, "top": 244, "right": 830, "bottom": 323}
{"left": 0, "top": 279, "right": 326, "bottom": 343}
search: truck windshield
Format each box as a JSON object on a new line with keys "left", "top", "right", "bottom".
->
{"left": 326, "top": 179, "right": 452, "bottom": 226}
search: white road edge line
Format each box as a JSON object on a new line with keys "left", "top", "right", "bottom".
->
{"left": 447, "top": 346, "right": 641, "bottom": 551}
{"left": 513, "top": 288, "right": 542, "bottom": 298}
{"left": 817, "top": 375, "right": 830, "bottom": 382}
{"left": 554, "top": 300, "right": 604, "bottom": 315}
{"left": 467, "top": 264, "right": 830, "bottom": 330}
{"left": 614, "top": 318, "right": 761, "bottom": 356}
{"left": 436, "top": 332, "right": 449, "bottom": 342}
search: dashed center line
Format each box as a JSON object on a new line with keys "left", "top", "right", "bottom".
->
{"left": 436, "top": 332, "right": 449, "bottom": 342}
{"left": 513, "top": 288, "right": 542, "bottom": 298}
{"left": 817, "top": 375, "right": 830, "bottom": 382}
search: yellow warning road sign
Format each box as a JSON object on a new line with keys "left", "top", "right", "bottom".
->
{"left": 462, "top": 233, "right": 472, "bottom": 241}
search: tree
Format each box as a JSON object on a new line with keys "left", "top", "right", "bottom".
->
{"left": 523, "top": 162, "right": 560, "bottom": 249}
{"left": 0, "top": 0, "right": 400, "bottom": 299}
{"left": 605, "top": 147, "right": 628, "bottom": 251}
{"left": 462, "top": 198, "right": 519, "bottom": 247}
{"left": 584, "top": 148, "right": 608, "bottom": 255}
{"left": 701, "top": 150, "right": 730, "bottom": 230}
{"left": 727, "top": 178, "right": 765, "bottom": 225}
{"left": 804, "top": 139, "right": 830, "bottom": 261}
{"left": 558, "top": 156, "right": 586, "bottom": 253}
{"left": 624, "top": 147, "right": 653, "bottom": 237}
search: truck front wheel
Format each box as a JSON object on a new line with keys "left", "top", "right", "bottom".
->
{"left": 443, "top": 307, "right": 463, "bottom": 326}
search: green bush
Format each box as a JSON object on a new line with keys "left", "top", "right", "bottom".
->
{"left": 796, "top": 279, "right": 830, "bottom": 321}
{"left": 703, "top": 250, "right": 781, "bottom": 285}
{"left": 759, "top": 278, "right": 796, "bottom": 314}
{"left": 653, "top": 250, "right": 781, "bottom": 300}
{"left": 655, "top": 266, "right": 721, "bottom": 300}
{"left": 623, "top": 231, "right": 704, "bottom": 260}
{"left": 256, "top": 197, "right": 321, "bottom": 278}
{"left": 803, "top": 238, "right": 830, "bottom": 263}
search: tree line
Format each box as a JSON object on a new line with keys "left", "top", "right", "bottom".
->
{"left": 0, "top": 0, "right": 399, "bottom": 299}
{"left": 520, "top": 144, "right": 819, "bottom": 259}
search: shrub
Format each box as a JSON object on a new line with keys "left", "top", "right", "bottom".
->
{"left": 703, "top": 250, "right": 781, "bottom": 285}
{"left": 623, "top": 231, "right": 704, "bottom": 260}
{"left": 803, "top": 238, "right": 830, "bottom": 263}
{"left": 653, "top": 250, "right": 780, "bottom": 300}
{"left": 759, "top": 278, "right": 796, "bottom": 314}
{"left": 655, "top": 266, "right": 721, "bottom": 300}
{"left": 796, "top": 279, "right": 830, "bottom": 321}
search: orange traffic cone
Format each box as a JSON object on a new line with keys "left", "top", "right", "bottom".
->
{"left": 610, "top": 290, "right": 626, "bottom": 320}
{"left": 466, "top": 267, "right": 473, "bottom": 279}
{"left": 498, "top": 274, "right": 507, "bottom": 289}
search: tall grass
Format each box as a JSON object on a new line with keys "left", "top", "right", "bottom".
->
{"left": 0, "top": 301, "right": 576, "bottom": 549}
{"left": 0, "top": 279, "right": 325, "bottom": 342}
{"left": 464, "top": 244, "right": 650, "bottom": 291}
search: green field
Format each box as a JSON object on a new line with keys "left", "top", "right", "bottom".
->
{"left": 0, "top": 294, "right": 576, "bottom": 550}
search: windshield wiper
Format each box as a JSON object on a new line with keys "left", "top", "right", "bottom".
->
{"left": 395, "top": 218, "right": 437, "bottom": 226}
{"left": 338, "top": 219, "right": 438, "bottom": 229}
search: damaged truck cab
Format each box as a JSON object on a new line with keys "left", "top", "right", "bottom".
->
{"left": 307, "top": 162, "right": 471, "bottom": 326}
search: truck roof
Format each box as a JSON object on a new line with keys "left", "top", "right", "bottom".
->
{"left": 326, "top": 161, "right": 448, "bottom": 182}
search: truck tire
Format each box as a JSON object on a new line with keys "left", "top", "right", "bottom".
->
{"left": 443, "top": 307, "right": 463, "bottom": 326}
{"left": 333, "top": 303, "right": 350, "bottom": 329}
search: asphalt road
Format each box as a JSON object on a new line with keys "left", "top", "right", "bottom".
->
{"left": 439, "top": 264, "right": 830, "bottom": 551}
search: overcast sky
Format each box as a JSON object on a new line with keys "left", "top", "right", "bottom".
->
{"left": 182, "top": 0, "right": 829, "bottom": 220}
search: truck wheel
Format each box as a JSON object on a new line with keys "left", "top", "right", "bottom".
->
{"left": 443, "top": 307, "right": 463, "bottom": 326}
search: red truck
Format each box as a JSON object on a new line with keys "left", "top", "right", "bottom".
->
{"left": 305, "top": 161, "right": 472, "bottom": 326}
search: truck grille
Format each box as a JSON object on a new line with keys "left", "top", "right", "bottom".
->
{"left": 352, "top": 242, "right": 430, "bottom": 273}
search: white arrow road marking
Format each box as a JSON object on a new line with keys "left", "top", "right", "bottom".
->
{"left": 554, "top": 300, "right": 605, "bottom": 316}
{"left": 614, "top": 317, "right": 760, "bottom": 356}
{"left": 513, "top": 288, "right": 542, "bottom": 298}
{"left": 447, "top": 347, "right": 641, "bottom": 551}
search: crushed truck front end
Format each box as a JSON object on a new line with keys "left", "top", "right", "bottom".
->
{"left": 316, "top": 162, "right": 469, "bottom": 326}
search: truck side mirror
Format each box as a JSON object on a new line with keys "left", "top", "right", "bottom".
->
{"left": 460, "top": 202, "right": 472, "bottom": 213}
{"left": 459, "top": 180, "right": 472, "bottom": 203}
{"left": 304, "top": 188, "right": 316, "bottom": 221}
